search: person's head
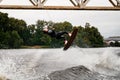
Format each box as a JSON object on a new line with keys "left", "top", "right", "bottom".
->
{"left": 43, "top": 28, "right": 48, "bottom": 34}
{"left": 43, "top": 28, "right": 48, "bottom": 32}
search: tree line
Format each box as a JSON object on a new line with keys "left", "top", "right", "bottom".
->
{"left": 0, "top": 12, "right": 104, "bottom": 49}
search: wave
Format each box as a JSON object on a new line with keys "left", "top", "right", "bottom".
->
{"left": 0, "top": 47, "right": 119, "bottom": 80}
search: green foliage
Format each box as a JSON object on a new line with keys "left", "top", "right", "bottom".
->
{"left": 0, "top": 12, "right": 24, "bottom": 48}
{"left": 0, "top": 11, "right": 104, "bottom": 48}
{"left": 0, "top": 31, "right": 9, "bottom": 48}
{"left": 8, "top": 17, "right": 28, "bottom": 45}
{"left": 0, "top": 12, "right": 9, "bottom": 31}
{"left": 75, "top": 23, "right": 104, "bottom": 47}
{"left": 0, "top": 30, "right": 23, "bottom": 48}
{"left": 36, "top": 20, "right": 47, "bottom": 30}
{"left": 75, "top": 26, "right": 90, "bottom": 47}
{"left": 40, "top": 34, "right": 51, "bottom": 45}
{"left": 53, "top": 21, "right": 72, "bottom": 32}
{"left": 8, "top": 31, "right": 23, "bottom": 48}
{"left": 84, "top": 26, "right": 104, "bottom": 47}
{"left": 28, "top": 20, "right": 73, "bottom": 47}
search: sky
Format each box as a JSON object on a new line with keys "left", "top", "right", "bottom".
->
{"left": 0, "top": 0, "right": 120, "bottom": 38}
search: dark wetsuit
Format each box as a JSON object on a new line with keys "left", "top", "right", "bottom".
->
{"left": 43, "top": 30, "right": 68, "bottom": 40}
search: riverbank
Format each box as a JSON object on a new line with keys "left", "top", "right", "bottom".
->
{"left": 21, "top": 45, "right": 50, "bottom": 49}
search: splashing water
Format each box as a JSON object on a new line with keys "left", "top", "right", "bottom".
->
{"left": 0, "top": 47, "right": 120, "bottom": 80}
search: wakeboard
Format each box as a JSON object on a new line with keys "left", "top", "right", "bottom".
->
{"left": 63, "top": 28, "right": 78, "bottom": 51}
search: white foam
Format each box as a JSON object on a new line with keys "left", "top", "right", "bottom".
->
{"left": 0, "top": 47, "right": 120, "bottom": 80}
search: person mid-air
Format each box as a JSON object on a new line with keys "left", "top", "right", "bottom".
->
{"left": 43, "top": 27, "right": 71, "bottom": 44}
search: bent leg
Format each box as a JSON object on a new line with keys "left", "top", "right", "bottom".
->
{"left": 56, "top": 32, "right": 68, "bottom": 39}
{"left": 57, "top": 32, "right": 68, "bottom": 36}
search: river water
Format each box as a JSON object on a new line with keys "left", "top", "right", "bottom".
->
{"left": 0, "top": 47, "right": 120, "bottom": 80}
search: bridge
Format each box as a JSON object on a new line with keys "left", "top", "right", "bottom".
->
{"left": 0, "top": 0, "right": 120, "bottom": 10}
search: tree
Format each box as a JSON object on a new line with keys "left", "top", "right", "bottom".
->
{"left": 0, "top": 31, "right": 10, "bottom": 48}
{"left": 36, "top": 20, "right": 47, "bottom": 30}
{"left": 0, "top": 12, "right": 9, "bottom": 32}
{"left": 40, "top": 34, "right": 51, "bottom": 45}
{"left": 8, "top": 31, "right": 23, "bottom": 48}
{"left": 75, "top": 23, "right": 104, "bottom": 47}
{"left": 90, "top": 27, "right": 104, "bottom": 47}
{"left": 0, "top": 11, "right": 104, "bottom": 48}
{"left": 75, "top": 26, "right": 90, "bottom": 47}
{"left": 0, "top": 12, "right": 10, "bottom": 48}
{"left": 0, "top": 12, "right": 26, "bottom": 48}
{"left": 8, "top": 17, "right": 28, "bottom": 45}
{"left": 62, "top": 21, "right": 73, "bottom": 32}
{"left": 53, "top": 21, "right": 72, "bottom": 32}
